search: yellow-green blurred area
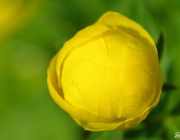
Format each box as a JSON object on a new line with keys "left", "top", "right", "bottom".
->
{"left": 0, "top": 0, "right": 180, "bottom": 140}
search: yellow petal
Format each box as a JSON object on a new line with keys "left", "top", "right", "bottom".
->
{"left": 72, "top": 76, "right": 162, "bottom": 131}
{"left": 62, "top": 29, "right": 130, "bottom": 120}
{"left": 47, "top": 11, "right": 163, "bottom": 131}
{"left": 121, "top": 35, "right": 159, "bottom": 118}
{"left": 95, "top": 11, "right": 156, "bottom": 51}
{"left": 47, "top": 54, "right": 109, "bottom": 123}
{"left": 62, "top": 29, "right": 163, "bottom": 131}
{"left": 55, "top": 25, "right": 110, "bottom": 87}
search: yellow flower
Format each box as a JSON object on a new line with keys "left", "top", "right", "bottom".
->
{"left": 47, "top": 11, "right": 163, "bottom": 131}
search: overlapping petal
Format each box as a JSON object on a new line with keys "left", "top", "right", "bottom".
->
{"left": 47, "top": 11, "right": 163, "bottom": 131}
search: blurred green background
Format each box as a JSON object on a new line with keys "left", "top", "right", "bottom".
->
{"left": 0, "top": 0, "right": 180, "bottom": 140}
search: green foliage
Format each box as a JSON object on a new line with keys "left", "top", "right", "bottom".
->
{"left": 156, "top": 32, "right": 164, "bottom": 62}
{"left": 163, "top": 83, "right": 177, "bottom": 91}
{"left": 87, "top": 131, "right": 123, "bottom": 140}
{"left": 1, "top": 0, "right": 180, "bottom": 140}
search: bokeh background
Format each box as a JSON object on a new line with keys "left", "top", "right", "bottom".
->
{"left": 0, "top": 0, "right": 180, "bottom": 140}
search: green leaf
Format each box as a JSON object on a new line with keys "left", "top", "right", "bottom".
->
{"left": 164, "top": 116, "right": 180, "bottom": 140}
{"left": 170, "top": 102, "right": 180, "bottom": 116}
{"left": 156, "top": 32, "right": 164, "bottom": 62}
{"left": 162, "top": 83, "right": 177, "bottom": 91}
{"left": 124, "top": 123, "right": 163, "bottom": 140}
{"left": 86, "top": 131, "right": 123, "bottom": 140}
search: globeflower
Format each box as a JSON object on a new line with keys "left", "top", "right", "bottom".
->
{"left": 47, "top": 11, "right": 163, "bottom": 131}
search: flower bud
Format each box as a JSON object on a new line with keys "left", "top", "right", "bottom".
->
{"left": 47, "top": 11, "right": 163, "bottom": 131}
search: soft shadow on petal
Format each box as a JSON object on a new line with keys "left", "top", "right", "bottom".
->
{"left": 95, "top": 11, "right": 156, "bottom": 51}
{"left": 73, "top": 87, "right": 161, "bottom": 131}
{"left": 120, "top": 26, "right": 156, "bottom": 53}
{"left": 153, "top": 67, "right": 163, "bottom": 107}
{"left": 118, "top": 34, "right": 159, "bottom": 118}
{"left": 61, "top": 30, "right": 130, "bottom": 121}
{"left": 73, "top": 111, "right": 147, "bottom": 131}
{"left": 55, "top": 25, "right": 111, "bottom": 84}
{"left": 48, "top": 54, "right": 64, "bottom": 99}
{"left": 47, "top": 54, "right": 110, "bottom": 123}
{"left": 73, "top": 117, "right": 126, "bottom": 131}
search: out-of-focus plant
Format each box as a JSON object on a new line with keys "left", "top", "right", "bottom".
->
{"left": 0, "top": 0, "right": 40, "bottom": 42}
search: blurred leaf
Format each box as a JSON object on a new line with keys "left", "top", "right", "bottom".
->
{"left": 0, "top": 0, "right": 41, "bottom": 43}
{"left": 124, "top": 123, "right": 163, "bottom": 140}
{"left": 162, "top": 83, "right": 177, "bottom": 91}
{"left": 170, "top": 102, "right": 180, "bottom": 116}
{"left": 156, "top": 32, "right": 164, "bottom": 62}
{"left": 164, "top": 116, "right": 180, "bottom": 140}
{"left": 124, "top": 130, "right": 162, "bottom": 140}
{"left": 87, "top": 130, "right": 123, "bottom": 140}
{"left": 124, "top": 125, "right": 146, "bottom": 140}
